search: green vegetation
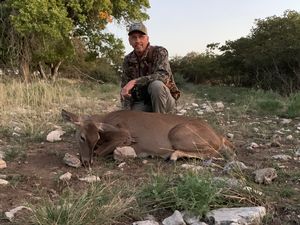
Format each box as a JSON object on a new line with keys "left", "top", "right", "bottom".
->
{"left": 171, "top": 10, "right": 300, "bottom": 95}
{"left": 31, "top": 184, "right": 136, "bottom": 225}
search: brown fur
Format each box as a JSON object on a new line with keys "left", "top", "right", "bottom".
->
{"left": 62, "top": 109, "right": 235, "bottom": 166}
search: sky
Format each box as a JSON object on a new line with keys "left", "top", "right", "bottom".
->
{"left": 107, "top": 0, "right": 300, "bottom": 57}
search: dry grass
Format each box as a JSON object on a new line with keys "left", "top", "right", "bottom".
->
{"left": 0, "top": 79, "right": 119, "bottom": 140}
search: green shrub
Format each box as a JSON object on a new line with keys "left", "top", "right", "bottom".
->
{"left": 138, "top": 172, "right": 217, "bottom": 216}
{"left": 285, "top": 93, "right": 300, "bottom": 118}
{"left": 256, "top": 99, "right": 284, "bottom": 115}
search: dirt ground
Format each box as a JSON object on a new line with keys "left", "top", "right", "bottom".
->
{"left": 0, "top": 97, "right": 300, "bottom": 225}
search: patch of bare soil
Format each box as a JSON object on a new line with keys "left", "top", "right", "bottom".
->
{"left": 0, "top": 95, "right": 299, "bottom": 225}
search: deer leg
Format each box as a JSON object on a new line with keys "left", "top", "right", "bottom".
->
{"left": 94, "top": 140, "right": 127, "bottom": 157}
{"left": 169, "top": 146, "right": 217, "bottom": 161}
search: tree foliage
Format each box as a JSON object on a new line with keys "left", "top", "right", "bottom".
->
{"left": 218, "top": 10, "right": 300, "bottom": 95}
{"left": 171, "top": 10, "right": 300, "bottom": 95}
{"left": 0, "top": 0, "right": 150, "bottom": 81}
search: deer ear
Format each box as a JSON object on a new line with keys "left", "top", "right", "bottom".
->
{"left": 95, "top": 123, "right": 119, "bottom": 133}
{"left": 61, "top": 109, "right": 81, "bottom": 126}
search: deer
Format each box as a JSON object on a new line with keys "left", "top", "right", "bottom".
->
{"left": 61, "top": 109, "right": 235, "bottom": 167}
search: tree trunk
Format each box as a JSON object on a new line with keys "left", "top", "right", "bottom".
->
{"left": 50, "top": 61, "right": 62, "bottom": 81}
{"left": 38, "top": 61, "right": 47, "bottom": 79}
{"left": 20, "top": 37, "right": 31, "bottom": 82}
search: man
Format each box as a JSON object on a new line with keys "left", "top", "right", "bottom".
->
{"left": 120, "top": 22, "right": 180, "bottom": 113}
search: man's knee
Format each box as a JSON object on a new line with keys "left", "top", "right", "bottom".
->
{"left": 148, "top": 80, "right": 165, "bottom": 94}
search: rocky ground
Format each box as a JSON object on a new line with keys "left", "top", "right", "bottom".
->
{"left": 0, "top": 92, "right": 299, "bottom": 225}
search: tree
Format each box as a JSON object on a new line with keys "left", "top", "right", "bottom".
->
{"left": 219, "top": 10, "right": 300, "bottom": 94}
{"left": 0, "top": 0, "right": 150, "bottom": 81}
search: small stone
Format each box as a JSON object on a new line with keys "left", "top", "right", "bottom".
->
{"left": 0, "top": 159, "right": 7, "bottom": 169}
{"left": 118, "top": 162, "right": 126, "bottom": 168}
{"left": 133, "top": 220, "right": 160, "bottom": 225}
{"left": 253, "top": 168, "right": 277, "bottom": 184}
{"left": 224, "top": 161, "right": 248, "bottom": 173}
{"left": 46, "top": 129, "right": 65, "bottom": 142}
{"left": 59, "top": 172, "right": 72, "bottom": 181}
{"left": 79, "top": 175, "right": 100, "bottom": 183}
{"left": 206, "top": 207, "right": 266, "bottom": 225}
{"left": 181, "top": 164, "right": 204, "bottom": 172}
{"left": 253, "top": 127, "right": 259, "bottom": 132}
{"left": 113, "top": 146, "right": 137, "bottom": 161}
{"left": 162, "top": 210, "right": 186, "bottom": 225}
{"left": 272, "top": 154, "right": 292, "bottom": 161}
{"left": 215, "top": 102, "right": 224, "bottom": 111}
{"left": 281, "top": 118, "right": 292, "bottom": 124}
{"left": 0, "top": 178, "right": 9, "bottom": 185}
{"left": 250, "top": 142, "right": 259, "bottom": 148}
{"left": 286, "top": 135, "right": 293, "bottom": 140}
{"left": 191, "top": 103, "right": 199, "bottom": 107}
{"left": 5, "top": 206, "right": 32, "bottom": 221}
{"left": 0, "top": 174, "right": 7, "bottom": 179}
{"left": 63, "top": 153, "right": 81, "bottom": 168}
{"left": 227, "top": 133, "right": 234, "bottom": 139}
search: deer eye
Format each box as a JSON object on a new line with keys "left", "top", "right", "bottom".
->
{"left": 80, "top": 135, "right": 86, "bottom": 143}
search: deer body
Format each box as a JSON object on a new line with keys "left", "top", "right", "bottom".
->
{"left": 62, "top": 109, "right": 234, "bottom": 166}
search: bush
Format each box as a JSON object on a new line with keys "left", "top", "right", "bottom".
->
{"left": 138, "top": 172, "right": 217, "bottom": 216}
{"left": 285, "top": 93, "right": 300, "bottom": 118}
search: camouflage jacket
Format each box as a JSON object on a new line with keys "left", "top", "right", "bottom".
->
{"left": 121, "top": 44, "right": 180, "bottom": 109}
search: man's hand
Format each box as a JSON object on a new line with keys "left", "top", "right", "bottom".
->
{"left": 120, "top": 79, "right": 137, "bottom": 100}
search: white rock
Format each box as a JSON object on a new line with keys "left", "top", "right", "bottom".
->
{"left": 182, "top": 211, "right": 207, "bottom": 225}
{"left": 215, "top": 102, "right": 224, "bottom": 111}
{"left": 0, "top": 159, "right": 7, "bottom": 169}
{"left": 63, "top": 153, "right": 81, "bottom": 168}
{"left": 253, "top": 127, "right": 259, "bottom": 132}
{"left": 191, "top": 103, "right": 199, "bottom": 107}
{"left": 223, "top": 161, "right": 248, "bottom": 173}
{"left": 272, "top": 154, "right": 292, "bottom": 161}
{"left": 286, "top": 135, "right": 293, "bottom": 140}
{"left": 181, "top": 164, "right": 204, "bottom": 172}
{"left": 162, "top": 210, "right": 186, "bottom": 225}
{"left": 250, "top": 142, "right": 259, "bottom": 148}
{"left": 281, "top": 118, "right": 292, "bottom": 124}
{"left": 5, "top": 206, "right": 32, "bottom": 221}
{"left": 133, "top": 220, "right": 159, "bottom": 225}
{"left": 196, "top": 110, "right": 204, "bottom": 115}
{"left": 59, "top": 172, "right": 72, "bottom": 181}
{"left": 206, "top": 207, "right": 266, "bottom": 225}
{"left": 0, "top": 174, "right": 7, "bottom": 179}
{"left": 79, "top": 175, "right": 100, "bottom": 183}
{"left": 0, "top": 178, "right": 9, "bottom": 185}
{"left": 13, "top": 126, "right": 22, "bottom": 132}
{"left": 46, "top": 129, "right": 65, "bottom": 142}
{"left": 118, "top": 162, "right": 126, "bottom": 168}
{"left": 113, "top": 146, "right": 137, "bottom": 161}
{"left": 226, "top": 133, "right": 234, "bottom": 139}
{"left": 253, "top": 168, "right": 277, "bottom": 184}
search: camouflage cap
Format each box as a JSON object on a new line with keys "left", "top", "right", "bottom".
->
{"left": 128, "top": 22, "right": 148, "bottom": 35}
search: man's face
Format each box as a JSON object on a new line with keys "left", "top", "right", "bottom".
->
{"left": 129, "top": 31, "right": 149, "bottom": 55}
